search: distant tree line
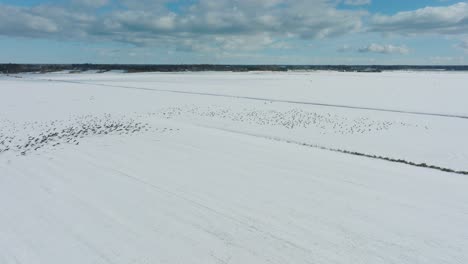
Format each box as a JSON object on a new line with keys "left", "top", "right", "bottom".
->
{"left": 1, "top": 63, "right": 468, "bottom": 74}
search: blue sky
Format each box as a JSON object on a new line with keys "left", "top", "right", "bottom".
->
{"left": 0, "top": 0, "right": 467, "bottom": 64}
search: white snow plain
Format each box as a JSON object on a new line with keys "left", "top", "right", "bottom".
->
{"left": 1, "top": 71, "right": 468, "bottom": 264}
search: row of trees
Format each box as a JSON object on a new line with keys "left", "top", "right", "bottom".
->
{"left": 1, "top": 63, "right": 468, "bottom": 74}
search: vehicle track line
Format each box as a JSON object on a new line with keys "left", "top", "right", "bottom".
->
{"left": 201, "top": 125, "right": 468, "bottom": 176}
{"left": 42, "top": 78, "right": 468, "bottom": 120}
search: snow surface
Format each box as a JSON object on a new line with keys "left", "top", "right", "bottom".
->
{"left": 1, "top": 71, "right": 468, "bottom": 264}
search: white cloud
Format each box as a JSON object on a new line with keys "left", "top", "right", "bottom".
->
{"left": 370, "top": 2, "right": 468, "bottom": 35}
{"left": 337, "top": 44, "right": 352, "bottom": 52}
{"left": 358, "top": 44, "right": 409, "bottom": 54}
{"left": 0, "top": 5, "right": 59, "bottom": 36}
{"left": 2, "top": 0, "right": 467, "bottom": 60}
{"left": 73, "top": 0, "right": 109, "bottom": 8}
{"left": 344, "top": 0, "right": 371, "bottom": 6}
{"left": 0, "top": 0, "right": 366, "bottom": 52}
{"left": 456, "top": 40, "right": 468, "bottom": 54}
{"left": 429, "top": 56, "right": 465, "bottom": 64}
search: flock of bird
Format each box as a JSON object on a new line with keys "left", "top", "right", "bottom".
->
{"left": 156, "top": 105, "right": 422, "bottom": 135}
{"left": 0, "top": 114, "right": 152, "bottom": 156}
{"left": 1, "top": 105, "right": 425, "bottom": 156}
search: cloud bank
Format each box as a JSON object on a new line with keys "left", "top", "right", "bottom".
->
{"left": 358, "top": 44, "right": 409, "bottom": 54}
{"left": 0, "top": 0, "right": 365, "bottom": 52}
{"left": 370, "top": 2, "right": 468, "bottom": 35}
{"left": 0, "top": 0, "right": 467, "bottom": 60}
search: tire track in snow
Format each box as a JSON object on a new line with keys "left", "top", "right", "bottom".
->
{"left": 202, "top": 125, "right": 468, "bottom": 176}
{"left": 88, "top": 163, "right": 320, "bottom": 258}
{"left": 37, "top": 78, "right": 468, "bottom": 120}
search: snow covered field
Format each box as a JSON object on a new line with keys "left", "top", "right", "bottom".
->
{"left": 1, "top": 71, "right": 468, "bottom": 263}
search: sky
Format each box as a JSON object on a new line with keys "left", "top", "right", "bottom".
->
{"left": 0, "top": 0, "right": 467, "bottom": 64}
